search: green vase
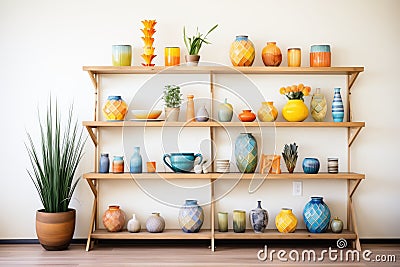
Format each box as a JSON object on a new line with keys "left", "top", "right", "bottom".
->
{"left": 235, "top": 133, "right": 258, "bottom": 173}
{"left": 233, "top": 210, "right": 246, "bottom": 233}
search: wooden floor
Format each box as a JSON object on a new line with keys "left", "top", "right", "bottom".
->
{"left": 0, "top": 242, "right": 399, "bottom": 266}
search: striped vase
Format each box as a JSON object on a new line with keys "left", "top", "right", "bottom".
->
{"left": 332, "top": 87, "right": 344, "bottom": 122}
{"left": 303, "top": 196, "right": 331, "bottom": 233}
{"left": 229, "top": 35, "right": 255, "bottom": 66}
{"left": 235, "top": 133, "right": 258, "bottom": 173}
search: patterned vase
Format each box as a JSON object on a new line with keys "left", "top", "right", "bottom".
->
{"left": 102, "top": 205, "right": 126, "bottom": 232}
{"left": 127, "top": 214, "right": 141, "bottom": 233}
{"left": 275, "top": 208, "right": 298, "bottom": 233}
{"left": 229, "top": 35, "right": 255, "bottom": 66}
{"left": 103, "top": 96, "right": 128, "bottom": 121}
{"left": 178, "top": 199, "right": 204, "bottom": 233}
{"left": 235, "top": 133, "right": 258, "bottom": 173}
{"left": 302, "top": 158, "right": 320, "bottom": 174}
{"left": 261, "top": 42, "right": 282, "bottom": 66}
{"left": 303, "top": 196, "right": 331, "bottom": 233}
{"left": 249, "top": 201, "right": 268, "bottom": 233}
{"left": 130, "top": 147, "right": 143, "bottom": 173}
{"left": 282, "top": 99, "right": 309, "bottom": 122}
{"left": 257, "top": 101, "right": 278, "bottom": 122}
{"left": 233, "top": 210, "right": 246, "bottom": 233}
{"left": 332, "top": 87, "right": 344, "bottom": 122}
{"left": 310, "top": 88, "right": 327, "bottom": 122}
{"left": 145, "top": 212, "right": 165, "bottom": 233}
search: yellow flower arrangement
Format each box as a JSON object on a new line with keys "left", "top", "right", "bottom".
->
{"left": 279, "top": 83, "right": 311, "bottom": 101}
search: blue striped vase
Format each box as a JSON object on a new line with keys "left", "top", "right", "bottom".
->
{"left": 303, "top": 196, "right": 331, "bottom": 233}
{"left": 235, "top": 133, "right": 258, "bottom": 173}
{"left": 332, "top": 87, "right": 344, "bottom": 122}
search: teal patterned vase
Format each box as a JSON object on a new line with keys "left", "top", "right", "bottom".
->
{"left": 303, "top": 196, "right": 331, "bottom": 233}
{"left": 178, "top": 199, "right": 204, "bottom": 233}
{"left": 235, "top": 133, "right": 258, "bottom": 173}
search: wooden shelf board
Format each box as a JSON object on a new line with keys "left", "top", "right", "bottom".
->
{"left": 83, "top": 66, "right": 364, "bottom": 75}
{"left": 91, "top": 229, "right": 211, "bottom": 239}
{"left": 83, "top": 172, "right": 365, "bottom": 180}
{"left": 83, "top": 121, "right": 365, "bottom": 128}
{"left": 214, "top": 229, "right": 356, "bottom": 240}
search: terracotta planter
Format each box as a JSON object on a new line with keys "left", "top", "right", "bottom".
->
{"left": 185, "top": 55, "right": 200, "bottom": 66}
{"left": 36, "top": 209, "right": 76, "bottom": 251}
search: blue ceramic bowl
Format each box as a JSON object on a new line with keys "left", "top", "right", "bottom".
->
{"left": 302, "top": 158, "right": 320, "bottom": 174}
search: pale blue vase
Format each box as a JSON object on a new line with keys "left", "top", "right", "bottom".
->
{"left": 235, "top": 133, "right": 258, "bottom": 173}
{"left": 332, "top": 87, "right": 344, "bottom": 122}
{"left": 130, "top": 147, "right": 142, "bottom": 173}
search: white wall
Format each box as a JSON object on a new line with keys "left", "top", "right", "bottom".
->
{"left": 0, "top": 0, "right": 399, "bottom": 239}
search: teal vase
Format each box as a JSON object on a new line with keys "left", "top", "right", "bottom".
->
{"left": 130, "top": 147, "right": 142, "bottom": 173}
{"left": 303, "top": 196, "right": 331, "bottom": 233}
{"left": 235, "top": 133, "right": 258, "bottom": 173}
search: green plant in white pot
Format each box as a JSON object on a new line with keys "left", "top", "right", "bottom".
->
{"left": 25, "top": 100, "right": 86, "bottom": 250}
{"left": 183, "top": 24, "right": 218, "bottom": 66}
{"left": 163, "top": 85, "right": 182, "bottom": 121}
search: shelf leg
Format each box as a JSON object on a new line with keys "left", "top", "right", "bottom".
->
{"left": 211, "top": 179, "right": 215, "bottom": 252}
{"left": 348, "top": 126, "right": 363, "bottom": 148}
{"left": 85, "top": 179, "right": 98, "bottom": 252}
{"left": 348, "top": 179, "right": 362, "bottom": 251}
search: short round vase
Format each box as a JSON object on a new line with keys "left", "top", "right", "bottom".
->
{"left": 146, "top": 212, "right": 165, "bottom": 233}
{"left": 257, "top": 101, "right": 278, "bottom": 122}
{"left": 282, "top": 99, "right": 309, "bottom": 122}
{"left": 275, "top": 208, "right": 297, "bottom": 233}
{"left": 102, "top": 205, "right": 126, "bottom": 232}
{"left": 229, "top": 35, "right": 255, "bottom": 66}
{"left": 302, "top": 158, "right": 320, "bottom": 174}
{"left": 178, "top": 199, "right": 204, "bottom": 233}
{"left": 249, "top": 201, "right": 268, "bottom": 233}
{"left": 218, "top": 98, "right": 233, "bottom": 122}
{"left": 303, "top": 196, "right": 331, "bottom": 233}
{"left": 238, "top": 110, "right": 256, "bottom": 122}
{"left": 103, "top": 96, "right": 128, "bottom": 121}
{"left": 330, "top": 217, "right": 344, "bottom": 233}
{"left": 262, "top": 42, "right": 282, "bottom": 66}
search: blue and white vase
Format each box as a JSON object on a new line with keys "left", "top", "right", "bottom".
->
{"left": 302, "top": 158, "right": 320, "bottom": 174}
{"left": 332, "top": 87, "right": 344, "bottom": 122}
{"left": 130, "top": 147, "right": 142, "bottom": 173}
{"left": 249, "top": 200, "right": 268, "bottom": 233}
{"left": 178, "top": 199, "right": 204, "bottom": 233}
{"left": 303, "top": 196, "right": 331, "bottom": 233}
{"left": 235, "top": 133, "right": 258, "bottom": 173}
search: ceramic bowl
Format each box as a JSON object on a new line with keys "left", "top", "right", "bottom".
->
{"left": 131, "top": 110, "right": 162, "bottom": 119}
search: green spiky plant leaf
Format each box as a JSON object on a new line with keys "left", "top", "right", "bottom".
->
{"left": 25, "top": 99, "right": 87, "bottom": 213}
{"left": 282, "top": 142, "right": 298, "bottom": 173}
{"left": 183, "top": 24, "right": 218, "bottom": 55}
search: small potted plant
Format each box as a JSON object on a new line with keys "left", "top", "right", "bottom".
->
{"left": 163, "top": 84, "right": 183, "bottom": 121}
{"left": 282, "top": 142, "right": 298, "bottom": 173}
{"left": 183, "top": 24, "right": 218, "bottom": 66}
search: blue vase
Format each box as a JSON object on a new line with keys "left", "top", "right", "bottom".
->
{"left": 178, "top": 199, "right": 204, "bottom": 233}
{"left": 130, "top": 147, "right": 142, "bottom": 173}
{"left": 235, "top": 133, "right": 258, "bottom": 173}
{"left": 249, "top": 200, "right": 269, "bottom": 233}
{"left": 302, "top": 158, "right": 320, "bottom": 174}
{"left": 332, "top": 87, "right": 344, "bottom": 122}
{"left": 99, "top": 153, "right": 110, "bottom": 173}
{"left": 303, "top": 196, "right": 331, "bottom": 233}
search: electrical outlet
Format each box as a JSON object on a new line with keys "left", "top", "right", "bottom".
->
{"left": 293, "top": 181, "right": 302, "bottom": 196}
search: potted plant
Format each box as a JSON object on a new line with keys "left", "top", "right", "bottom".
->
{"left": 183, "top": 24, "right": 218, "bottom": 66}
{"left": 282, "top": 142, "right": 298, "bottom": 173}
{"left": 25, "top": 100, "right": 86, "bottom": 250}
{"left": 163, "top": 85, "right": 183, "bottom": 121}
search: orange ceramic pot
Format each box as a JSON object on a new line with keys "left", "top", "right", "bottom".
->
{"left": 103, "top": 205, "right": 126, "bottom": 232}
{"left": 262, "top": 42, "right": 282, "bottom": 66}
{"left": 238, "top": 110, "right": 256, "bottom": 122}
{"left": 310, "top": 45, "right": 331, "bottom": 67}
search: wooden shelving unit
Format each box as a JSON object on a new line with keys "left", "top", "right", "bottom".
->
{"left": 82, "top": 66, "right": 365, "bottom": 252}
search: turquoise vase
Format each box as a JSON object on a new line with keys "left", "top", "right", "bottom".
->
{"left": 332, "top": 87, "right": 344, "bottom": 122}
{"left": 303, "top": 196, "right": 331, "bottom": 233}
{"left": 235, "top": 133, "right": 258, "bottom": 173}
{"left": 178, "top": 199, "right": 204, "bottom": 233}
{"left": 130, "top": 147, "right": 142, "bottom": 173}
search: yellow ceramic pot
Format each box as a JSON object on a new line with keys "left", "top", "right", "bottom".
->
{"left": 275, "top": 208, "right": 297, "bottom": 233}
{"left": 282, "top": 99, "right": 309, "bottom": 122}
{"left": 103, "top": 96, "right": 128, "bottom": 121}
{"left": 257, "top": 101, "right": 278, "bottom": 122}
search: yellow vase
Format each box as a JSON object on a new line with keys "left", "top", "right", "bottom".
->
{"left": 103, "top": 96, "right": 128, "bottom": 121}
{"left": 257, "top": 101, "right": 278, "bottom": 122}
{"left": 229, "top": 35, "right": 255, "bottom": 67}
{"left": 275, "top": 208, "right": 297, "bottom": 233}
{"left": 282, "top": 99, "right": 309, "bottom": 122}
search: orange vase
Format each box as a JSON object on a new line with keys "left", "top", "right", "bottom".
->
{"left": 102, "top": 205, "right": 126, "bottom": 232}
{"left": 238, "top": 110, "right": 256, "bottom": 122}
{"left": 257, "top": 101, "right": 278, "bottom": 122}
{"left": 262, "top": 42, "right": 282, "bottom": 66}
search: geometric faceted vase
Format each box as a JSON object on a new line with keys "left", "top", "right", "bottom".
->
{"left": 229, "top": 35, "right": 255, "bottom": 67}
{"left": 303, "top": 196, "right": 331, "bottom": 233}
{"left": 275, "top": 208, "right": 297, "bottom": 233}
{"left": 235, "top": 133, "right": 258, "bottom": 173}
{"left": 178, "top": 199, "right": 204, "bottom": 233}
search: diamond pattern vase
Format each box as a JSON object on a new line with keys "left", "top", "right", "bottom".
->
{"left": 303, "top": 196, "right": 331, "bottom": 233}
{"left": 310, "top": 88, "right": 327, "bottom": 122}
{"left": 229, "top": 35, "right": 255, "bottom": 66}
{"left": 146, "top": 212, "right": 165, "bottom": 233}
{"left": 178, "top": 199, "right": 204, "bottom": 233}
{"left": 235, "top": 133, "right": 258, "bottom": 173}
{"left": 103, "top": 96, "right": 128, "bottom": 121}
{"left": 275, "top": 208, "right": 298, "bottom": 233}
{"left": 102, "top": 205, "right": 126, "bottom": 232}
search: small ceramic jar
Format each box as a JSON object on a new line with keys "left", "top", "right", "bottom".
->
{"left": 310, "top": 45, "right": 331, "bottom": 67}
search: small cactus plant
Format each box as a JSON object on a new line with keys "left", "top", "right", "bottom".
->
{"left": 282, "top": 143, "right": 298, "bottom": 173}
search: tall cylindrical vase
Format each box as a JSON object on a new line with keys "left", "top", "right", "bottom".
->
{"left": 229, "top": 35, "right": 255, "bottom": 66}
{"left": 233, "top": 210, "right": 246, "bottom": 233}
{"left": 178, "top": 199, "right": 204, "bottom": 233}
{"left": 332, "top": 87, "right": 344, "bottom": 122}
{"left": 303, "top": 196, "right": 331, "bottom": 233}
{"left": 186, "top": 95, "right": 195, "bottom": 122}
{"left": 235, "top": 133, "right": 258, "bottom": 173}
{"left": 130, "top": 147, "right": 142, "bottom": 173}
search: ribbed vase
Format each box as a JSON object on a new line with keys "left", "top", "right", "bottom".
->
{"left": 178, "top": 199, "right": 204, "bottom": 233}
{"left": 229, "top": 35, "right": 255, "bottom": 66}
{"left": 235, "top": 133, "right": 258, "bottom": 173}
{"left": 332, "top": 87, "right": 344, "bottom": 122}
{"left": 303, "top": 196, "right": 331, "bottom": 233}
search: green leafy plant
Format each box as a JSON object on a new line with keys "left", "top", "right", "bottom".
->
{"left": 282, "top": 143, "right": 298, "bottom": 173}
{"left": 163, "top": 85, "right": 183, "bottom": 108}
{"left": 26, "top": 100, "right": 86, "bottom": 213}
{"left": 183, "top": 24, "right": 218, "bottom": 55}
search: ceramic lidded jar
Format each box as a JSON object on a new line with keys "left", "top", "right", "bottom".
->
{"left": 218, "top": 98, "right": 233, "bottom": 122}
{"left": 146, "top": 212, "right": 165, "bottom": 233}
{"left": 262, "top": 42, "right": 282, "bottom": 66}
{"left": 257, "top": 101, "right": 278, "bottom": 122}
{"left": 178, "top": 199, "right": 204, "bottom": 233}
{"left": 102, "top": 205, "right": 126, "bottom": 232}
{"left": 249, "top": 201, "right": 269, "bottom": 233}
{"left": 127, "top": 214, "right": 141, "bottom": 233}
{"left": 229, "top": 35, "right": 255, "bottom": 66}
{"left": 102, "top": 96, "right": 128, "bottom": 121}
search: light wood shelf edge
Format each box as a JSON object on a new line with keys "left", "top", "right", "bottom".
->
{"left": 91, "top": 229, "right": 211, "bottom": 239}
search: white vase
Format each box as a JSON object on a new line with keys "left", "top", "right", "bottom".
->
{"left": 165, "top": 107, "right": 180, "bottom": 121}
{"left": 127, "top": 214, "right": 141, "bottom": 233}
